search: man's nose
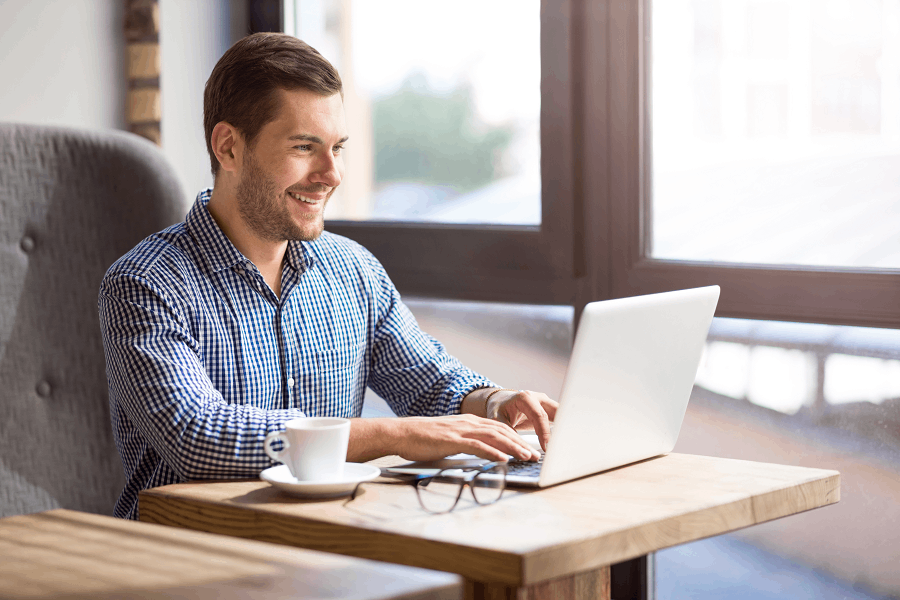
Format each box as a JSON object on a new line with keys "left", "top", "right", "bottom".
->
{"left": 311, "top": 152, "right": 342, "bottom": 188}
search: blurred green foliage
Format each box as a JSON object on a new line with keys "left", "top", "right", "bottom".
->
{"left": 373, "top": 75, "right": 514, "bottom": 192}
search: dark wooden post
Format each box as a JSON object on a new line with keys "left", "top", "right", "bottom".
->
{"left": 125, "top": 0, "right": 161, "bottom": 145}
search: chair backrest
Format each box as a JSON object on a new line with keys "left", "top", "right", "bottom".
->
{"left": 0, "top": 123, "right": 185, "bottom": 517}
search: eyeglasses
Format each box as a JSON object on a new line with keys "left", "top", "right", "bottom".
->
{"left": 349, "top": 462, "right": 508, "bottom": 514}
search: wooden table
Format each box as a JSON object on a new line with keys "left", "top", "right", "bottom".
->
{"left": 0, "top": 508, "right": 461, "bottom": 599}
{"left": 139, "top": 453, "right": 840, "bottom": 600}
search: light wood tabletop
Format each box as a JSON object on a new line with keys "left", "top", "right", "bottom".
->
{"left": 0, "top": 508, "right": 461, "bottom": 599}
{"left": 139, "top": 453, "right": 840, "bottom": 600}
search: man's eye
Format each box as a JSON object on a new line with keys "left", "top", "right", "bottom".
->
{"left": 294, "top": 144, "right": 312, "bottom": 151}
{"left": 333, "top": 145, "right": 344, "bottom": 155}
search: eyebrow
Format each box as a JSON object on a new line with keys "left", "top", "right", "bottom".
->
{"left": 288, "top": 134, "right": 350, "bottom": 145}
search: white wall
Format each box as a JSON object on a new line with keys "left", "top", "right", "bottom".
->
{"left": 160, "top": 0, "right": 247, "bottom": 206}
{"left": 0, "top": 0, "right": 247, "bottom": 212}
{"left": 0, "top": 0, "right": 126, "bottom": 131}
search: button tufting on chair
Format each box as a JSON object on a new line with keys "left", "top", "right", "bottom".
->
{"left": 35, "top": 380, "right": 52, "bottom": 398}
{"left": 20, "top": 236, "right": 35, "bottom": 253}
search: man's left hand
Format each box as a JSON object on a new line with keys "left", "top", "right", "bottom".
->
{"left": 462, "top": 388, "right": 558, "bottom": 453}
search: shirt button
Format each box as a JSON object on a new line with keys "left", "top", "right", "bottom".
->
{"left": 287, "top": 377, "right": 295, "bottom": 388}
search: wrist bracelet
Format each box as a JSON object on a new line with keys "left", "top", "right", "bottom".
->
{"left": 484, "top": 388, "right": 519, "bottom": 416}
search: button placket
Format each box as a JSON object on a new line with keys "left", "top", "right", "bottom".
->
{"left": 239, "top": 264, "right": 271, "bottom": 302}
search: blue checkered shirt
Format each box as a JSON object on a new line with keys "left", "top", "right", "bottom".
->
{"left": 99, "top": 189, "right": 495, "bottom": 519}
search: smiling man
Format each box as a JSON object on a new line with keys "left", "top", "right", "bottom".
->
{"left": 99, "top": 33, "right": 556, "bottom": 520}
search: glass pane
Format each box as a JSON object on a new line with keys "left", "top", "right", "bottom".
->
{"left": 651, "top": 0, "right": 900, "bottom": 269}
{"left": 285, "top": 0, "right": 541, "bottom": 225}
{"left": 657, "top": 317, "right": 900, "bottom": 599}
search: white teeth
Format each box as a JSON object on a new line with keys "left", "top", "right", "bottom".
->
{"left": 289, "top": 192, "right": 318, "bottom": 204}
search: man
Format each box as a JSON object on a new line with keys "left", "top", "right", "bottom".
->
{"left": 99, "top": 33, "right": 557, "bottom": 520}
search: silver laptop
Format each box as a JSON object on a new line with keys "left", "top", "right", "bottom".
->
{"left": 387, "top": 286, "right": 720, "bottom": 488}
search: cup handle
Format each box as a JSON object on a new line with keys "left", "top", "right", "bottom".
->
{"left": 264, "top": 431, "right": 290, "bottom": 463}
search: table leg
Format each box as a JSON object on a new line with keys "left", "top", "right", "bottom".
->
{"left": 465, "top": 566, "right": 610, "bottom": 600}
{"left": 610, "top": 555, "right": 653, "bottom": 600}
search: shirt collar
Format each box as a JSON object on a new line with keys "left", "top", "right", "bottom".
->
{"left": 186, "top": 189, "right": 314, "bottom": 275}
{"left": 285, "top": 237, "right": 312, "bottom": 273}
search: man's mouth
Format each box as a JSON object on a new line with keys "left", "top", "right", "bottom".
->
{"left": 288, "top": 191, "right": 324, "bottom": 205}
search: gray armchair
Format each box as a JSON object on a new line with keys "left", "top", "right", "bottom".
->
{"left": 0, "top": 123, "right": 184, "bottom": 517}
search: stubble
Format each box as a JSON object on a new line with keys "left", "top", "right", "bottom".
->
{"left": 235, "top": 151, "right": 325, "bottom": 242}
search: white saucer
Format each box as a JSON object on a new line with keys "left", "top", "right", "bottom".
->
{"left": 260, "top": 463, "right": 381, "bottom": 498}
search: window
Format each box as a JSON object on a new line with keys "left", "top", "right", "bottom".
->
{"left": 248, "top": 0, "right": 900, "bottom": 323}
{"left": 600, "top": 0, "right": 900, "bottom": 329}
{"left": 253, "top": 0, "right": 576, "bottom": 305}
{"left": 284, "top": 0, "right": 541, "bottom": 227}
{"left": 653, "top": 0, "right": 900, "bottom": 270}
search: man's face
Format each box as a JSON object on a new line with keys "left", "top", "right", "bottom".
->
{"left": 235, "top": 88, "right": 347, "bottom": 242}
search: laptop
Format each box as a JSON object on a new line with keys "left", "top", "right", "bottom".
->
{"left": 386, "top": 285, "right": 720, "bottom": 488}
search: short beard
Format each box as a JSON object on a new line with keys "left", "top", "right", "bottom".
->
{"left": 235, "top": 150, "right": 325, "bottom": 242}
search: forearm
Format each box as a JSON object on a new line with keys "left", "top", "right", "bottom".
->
{"left": 347, "top": 417, "right": 406, "bottom": 462}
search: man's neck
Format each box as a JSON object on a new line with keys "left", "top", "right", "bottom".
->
{"left": 207, "top": 186, "right": 288, "bottom": 298}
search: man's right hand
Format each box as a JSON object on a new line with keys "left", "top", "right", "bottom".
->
{"left": 348, "top": 415, "right": 539, "bottom": 463}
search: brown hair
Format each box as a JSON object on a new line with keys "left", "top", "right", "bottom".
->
{"left": 203, "top": 32, "right": 343, "bottom": 176}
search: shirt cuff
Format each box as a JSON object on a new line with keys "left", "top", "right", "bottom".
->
{"left": 452, "top": 379, "right": 500, "bottom": 414}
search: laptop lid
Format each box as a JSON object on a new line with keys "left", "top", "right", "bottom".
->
{"left": 537, "top": 285, "right": 720, "bottom": 486}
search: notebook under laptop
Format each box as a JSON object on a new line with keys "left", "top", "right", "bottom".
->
{"left": 386, "top": 286, "right": 720, "bottom": 488}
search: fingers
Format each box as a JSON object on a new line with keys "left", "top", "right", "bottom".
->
{"left": 462, "top": 439, "right": 515, "bottom": 462}
{"left": 521, "top": 397, "right": 552, "bottom": 452}
{"left": 396, "top": 415, "right": 537, "bottom": 462}
{"left": 497, "top": 391, "right": 559, "bottom": 453}
{"left": 480, "top": 420, "right": 539, "bottom": 461}
{"left": 534, "top": 395, "right": 558, "bottom": 451}
{"left": 456, "top": 415, "right": 537, "bottom": 461}
{"left": 540, "top": 396, "right": 558, "bottom": 421}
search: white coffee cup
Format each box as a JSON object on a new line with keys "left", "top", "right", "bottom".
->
{"left": 264, "top": 417, "right": 351, "bottom": 481}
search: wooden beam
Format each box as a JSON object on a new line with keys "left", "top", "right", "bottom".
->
{"left": 125, "top": 0, "right": 161, "bottom": 145}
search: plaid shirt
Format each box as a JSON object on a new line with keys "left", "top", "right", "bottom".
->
{"left": 99, "top": 189, "right": 495, "bottom": 519}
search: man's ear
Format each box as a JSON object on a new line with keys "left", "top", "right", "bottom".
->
{"left": 211, "top": 122, "right": 242, "bottom": 174}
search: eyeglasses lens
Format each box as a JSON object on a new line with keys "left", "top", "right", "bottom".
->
{"left": 471, "top": 465, "right": 506, "bottom": 505}
{"left": 416, "top": 475, "right": 462, "bottom": 513}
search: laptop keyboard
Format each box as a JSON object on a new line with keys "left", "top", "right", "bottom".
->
{"left": 506, "top": 453, "right": 545, "bottom": 477}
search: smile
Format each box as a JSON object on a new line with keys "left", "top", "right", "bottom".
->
{"left": 289, "top": 192, "right": 322, "bottom": 204}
